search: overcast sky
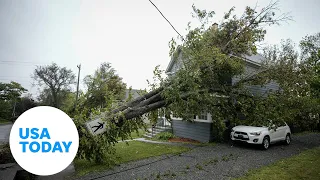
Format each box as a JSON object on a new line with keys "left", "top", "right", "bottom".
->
{"left": 0, "top": 0, "right": 319, "bottom": 98}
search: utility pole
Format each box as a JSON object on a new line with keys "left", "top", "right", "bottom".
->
{"left": 12, "top": 99, "right": 16, "bottom": 121}
{"left": 75, "top": 64, "right": 81, "bottom": 109}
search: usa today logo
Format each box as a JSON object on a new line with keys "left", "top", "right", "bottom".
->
{"left": 9, "top": 106, "right": 79, "bottom": 176}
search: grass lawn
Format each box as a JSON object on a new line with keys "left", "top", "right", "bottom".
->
{"left": 74, "top": 141, "right": 190, "bottom": 176}
{"left": 117, "top": 129, "right": 146, "bottom": 141}
{"left": 0, "top": 119, "right": 11, "bottom": 125}
{"left": 127, "top": 129, "right": 146, "bottom": 139}
{"left": 236, "top": 147, "right": 320, "bottom": 180}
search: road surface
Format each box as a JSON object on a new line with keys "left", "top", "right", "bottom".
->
{"left": 0, "top": 124, "right": 12, "bottom": 144}
{"left": 76, "top": 133, "right": 320, "bottom": 180}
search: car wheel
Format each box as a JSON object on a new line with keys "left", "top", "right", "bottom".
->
{"left": 284, "top": 134, "right": 291, "bottom": 145}
{"left": 262, "top": 136, "right": 270, "bottom": 150}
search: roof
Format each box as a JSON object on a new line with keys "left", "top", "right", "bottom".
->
{"left": 165, "top": 47, "right": 182, "bottom": 73}
{"left": 165, "top": 50, "right": 266, "bottom": 74}
{"left": 124, "top": 89, "right": 144, "bottom": 100}
{"left": 241, "top": 53, "right": 266, "bottom": 66}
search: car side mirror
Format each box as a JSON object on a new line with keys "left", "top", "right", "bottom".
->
{"left": 269, "top": 124, "right": 277, "bottom": 131}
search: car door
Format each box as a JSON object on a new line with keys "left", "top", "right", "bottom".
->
{"left": 269, "top": 124, "right": 282, "bottom": 142}
{"left": 276, "top": 122, "right": 287, "bottom": 141}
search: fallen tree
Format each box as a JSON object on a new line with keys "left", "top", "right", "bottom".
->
{"left": 74, "top": 1, "right": 310, "bottom": 164}
{"left": 105, "top": 0, "right": 289, "bottom": 126}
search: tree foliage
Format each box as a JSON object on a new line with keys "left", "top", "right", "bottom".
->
{"left": 0, "top": 81, "right": 27, "bottom": 121}
{"left": 300, "top": 33, "right": 320, "bottom": 98}
{"left": 37, "top": 88, "right": 75, "bottom": 113}
{"left": 15, "top": 95, "right": 38, "bottom": 117}
{"left": 0, "top": 81, "right": 27, "bottom": 101}
{"left": 83, "top": 63, "right": 126, "bottom": 110}
{"left": 73, "top": 1, "right": 297, "bottom": 164}
{"left": 33, "top": 63, "right": 75, "bottom": 108}
{"left": 258, "top": 36, "right": 320, "bottom": 131}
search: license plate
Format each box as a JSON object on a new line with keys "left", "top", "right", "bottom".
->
{"left": 238, "top": 135, "right": 243, "bottom": 138}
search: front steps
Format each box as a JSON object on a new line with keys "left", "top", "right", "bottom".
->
{"left": 144, "top": 126, "right": 172, "bottom": 138}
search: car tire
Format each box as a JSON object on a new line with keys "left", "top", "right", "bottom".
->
{"left": 262, "top": 136, "right": 270, "bottom": 150}
{"left": 284, "top": 134, "right": 291, "bottom": 145}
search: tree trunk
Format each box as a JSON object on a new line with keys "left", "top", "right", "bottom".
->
{"left": 105, "top": 74, "right": 258, "bottom": 126}
{"left": 51, "top": 90, "right": 58, "bottom": 108}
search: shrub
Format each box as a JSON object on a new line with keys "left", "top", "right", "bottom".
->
{"left": 0, "top": 143, "right": 15, "bottom": 164}
{"left": 154, "top": 132, "right": 175, "bottom": 140}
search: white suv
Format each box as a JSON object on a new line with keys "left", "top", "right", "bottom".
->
{"left": 230, "top": 121, "right": 291, "bottom": 150}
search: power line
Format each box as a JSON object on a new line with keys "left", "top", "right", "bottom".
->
{"left": 0, "top": 63, "right": 41, "bottom": 66}
{"left": 0, "top": 60, "right": 45, "bottom": 64}
{"left": 0, "top": 60, "right": 47, "bottom": 66}
{"left": 0, "top": 76, "right": 31, "bottom": 78}
{"left": 0, "top": 79, "right": 32, "bottom": 83}
{"left": 148, "top": 0, "right": 185, "bottom": 41}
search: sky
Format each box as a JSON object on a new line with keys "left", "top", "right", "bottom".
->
{"left": 0, "top": 0, "right": 319, "bottom": 98}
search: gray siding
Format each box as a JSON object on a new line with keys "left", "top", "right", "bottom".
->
{"left": 166, "top": 50, "right": 184, "bottom": 74}
{"left": 246, "top": 81, "right": 280, "bottom": 97}
{"left": 232, "top": 63, "right": 280, "bottom": 97}
{"left": 172, "top": 120, "right": 213, "bottom": 142}
{"left": 167, "top": 52, "right": 279, "bottom": 142}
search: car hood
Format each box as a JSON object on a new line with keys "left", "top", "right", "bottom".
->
{"left": 233, "top": 125, "right": 267, "bottom": 132}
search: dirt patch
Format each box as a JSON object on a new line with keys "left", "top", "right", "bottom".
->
{"left": 168, "top": 137, "right": 200, "bottom": 143}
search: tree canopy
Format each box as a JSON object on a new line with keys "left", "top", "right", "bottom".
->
{"left": 83, "top": 62, "right": 126, "bottom": 110}
{"left": 0, "top": 81, "right": 27, "bottom": 121}
{"left": 33, "top": 63, "right": 76, "bottom": 108}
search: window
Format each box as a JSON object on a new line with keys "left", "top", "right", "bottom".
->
{"left": 172, "top": 112, "right": 180, "bottom": 119}
{"left": 198, "top": 113, "right": 208, "bottom": 120}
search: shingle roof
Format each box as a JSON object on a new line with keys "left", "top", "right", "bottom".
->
{"left": 165, "top": 51, "right": 266, "bottom": 74}
{"left": 124, "top": 89, "right": 144, "bottom": 100}
{"left": 241, "top": 53, "right": 266, "bottom": 65}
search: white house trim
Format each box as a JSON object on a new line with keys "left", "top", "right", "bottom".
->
{"left": 170, "top": 113, "right": 213, "bottom": 123}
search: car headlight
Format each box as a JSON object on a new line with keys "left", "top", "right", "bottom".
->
{"left": 249, "top": 132, "right": 261, "bottom": 136}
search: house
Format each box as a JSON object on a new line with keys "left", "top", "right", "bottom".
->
{"left": 124, "top": 89, "right": 145, "bottom": 100}
{"left": 124, "top": 89, "right": 150, "bottom": 124}
{"left": 164, "top": 48, "right": 280, "bottom": 142}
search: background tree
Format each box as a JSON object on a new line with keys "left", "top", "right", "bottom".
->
{"left": 83, "top": 62, "right": 126, "bottom": 110}
{"left": 37, "top": 88, "right": 76, "bottom": 113}
{"left": 33, "top": 63, "right": 75, "bottom": 108}
{"left": 300, "top": 32, "right": 320, "bottom": 130}
{"left": 15, "top": 94, "right": 38, "bottom": 117}
{"left": 259, "top": 37, "right": 320, "bottom": 132}
{"left": 0, "top": 81, "right": 27, "bottom": 121}
{"left": 300, "top": 33, "right": 320, "bottom": 98}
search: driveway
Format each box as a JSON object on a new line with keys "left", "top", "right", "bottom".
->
{"left": 76, "top": 133, "right": 320, "bottom": 180}
{"left": 0, "top": 124, "right": 12, "bottom": 144}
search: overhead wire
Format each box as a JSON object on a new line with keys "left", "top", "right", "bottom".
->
{"left": 0, "top": 60, "right": 46, "bottom": 66}
{"left": 148, "top": 0, "right": 185, "bottom": 41}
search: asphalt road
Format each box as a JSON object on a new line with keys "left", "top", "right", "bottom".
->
{"left": 76, "top": 133, "right": 320, "bottom": 180}
{"left": 0, "top": 124, "right": 12, "bottom": 144}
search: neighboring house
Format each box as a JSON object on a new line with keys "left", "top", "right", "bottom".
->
{"left": 91, "top": 89, "right": 150, "bottom": 124}
{"left": 124, "top": 89, "right": 145, "bottom": 100}
{"left": 164, "top": 48, "right": 280, "bottom": 142}
{"left": 124, "top": 89, "right": 150, "bottom": 124}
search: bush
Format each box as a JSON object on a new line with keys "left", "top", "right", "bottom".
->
{"left": 154, "top": 132, "right": 175, "bottom": 140}
{"left": 0, "top": 143, "right": 15, "bottom": 164}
